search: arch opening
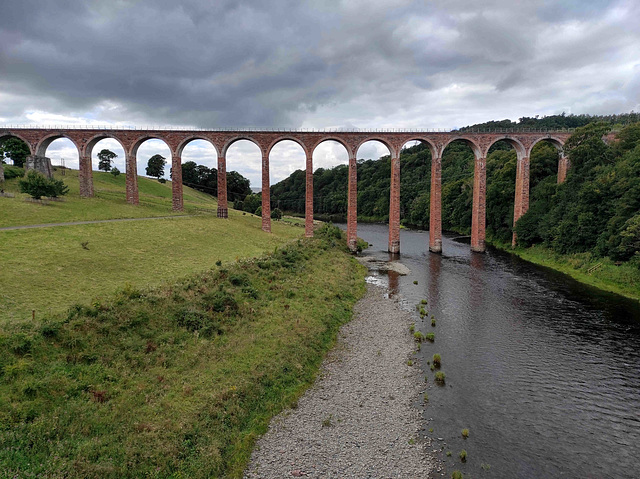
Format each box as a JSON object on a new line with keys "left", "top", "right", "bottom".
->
{"left": 225, "top": 139, "right": 261, "bottom": 213}
{"left": 440, "top": 139, "right": 477, "bottom": 236}
{"left": 135, "top": 138, "right": 171, "bottom": 181}
{"left": 399, "top": 140, "right": 434, "bottom": 231}
{"left": 485, "top": 140, "right": 519, "bottom": 245}
{"left": 354, "top": 140, "right": 392, "bottom": 221}
{"left": 179, "top": 139, "right": 219, "bottom": 200}
{"left": 90, "top": 138, "right": 126, "bottom": 176}
{"left": 268, "top": 140, "right": 306, "bottom": 219}
{"left": 41, "top": 137, "right": 80, "bottom": 173}
{"left": 310, "top": 140, "right": 350, "bottom": 221}
{"left": 0, "top": 134, "right": 31, "bottom": 168}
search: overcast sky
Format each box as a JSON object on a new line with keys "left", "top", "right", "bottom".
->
{"left": 1, "top": 0, "right": 638, "bottom": 186}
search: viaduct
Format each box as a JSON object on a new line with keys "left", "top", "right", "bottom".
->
{"left": 0, "top": 127, "right": 573, "bottom": 254}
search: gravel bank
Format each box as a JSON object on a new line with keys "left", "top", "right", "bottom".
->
{"left": 244, "top": 284, "right": 433, "bottom": 478}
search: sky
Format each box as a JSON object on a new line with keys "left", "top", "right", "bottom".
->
{"left": 1, "top": 0, "right": 639, "bottom": 187}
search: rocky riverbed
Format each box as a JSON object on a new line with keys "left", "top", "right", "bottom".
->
{"left": 244, "top": 283, "right": 433, "bottom": 478}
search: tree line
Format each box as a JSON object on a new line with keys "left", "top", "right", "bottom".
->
{"left": 268, "top": 119, "right": 640, "bottom": 264}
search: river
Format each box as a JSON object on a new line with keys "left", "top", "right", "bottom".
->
{"left": 343, "top": 223, "right": 640, "bottom": 478}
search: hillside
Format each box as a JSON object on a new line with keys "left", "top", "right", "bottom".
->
{"left": 0, "top": 167, "right": 217, "bottom": 227}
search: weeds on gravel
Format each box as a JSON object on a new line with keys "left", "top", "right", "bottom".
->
{"left": 409, "top": 324, "right": 415, "bottom": 333}
{"left": 421, "top": 299, "right": 428, "bottom": 305}
{"left": 431, "top": 318, "right": 436, "bottom": 327}
{"left": 462, "top": 428, "right": 469, "bottom": 439}
{"left": 446, "top": 451, "right": 452, "bottom": 457}
{"left": 459, "top": 449, "right": 467, "bottom": 462}
{"left": 407, "top": 360, "right": 413, "bottom": 366}
{"left": 451, "top": 470, "right": 464, "bottom": 479}
{"left": 322, "top": 415, "right": 333, "bottom": 428}
{"left": 424, "top": 393, "right": 429, "bottom": 402}
{"left": 435, "top": 371, "right": 446, "bottom": 384}
{"left": 425, "top": 332, "right": 435, "bottom": 342}
{"left": 413, "top": 331, "right": 425, "bottom": 342}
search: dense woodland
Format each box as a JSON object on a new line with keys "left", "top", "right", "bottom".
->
{"left": 268, "top": 114, "right": 640, "bottom": 264}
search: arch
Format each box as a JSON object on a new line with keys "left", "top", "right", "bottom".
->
{"left": 221, "top": 136, "right": 263, "bottom": 157}
{"left": 266, "top": 136, "right": 308, "bottom": 158}
{"left": 442, "top": 136, "right": 483, "bottom": 159}
{"left": 83, "top": 133, "right": 127, "bottom": 158}
{"left": 130, "top": 135, "right": 172, "bottom": 158}
{"left": 354, "top": 137, "right": 394, "bottom": 158}
{"left": 527, "top": 136, "right": 565, "bottom": 156}
{"left": 400, "top": 137, "right": 438, "bottom": 160}
{"left": 176, "top": 136, "right": 220, "bottom": 158}
{"left": 0, "top": 132, "right": 34, "bottom": 155}
{"left": 36, "top": 133, "right": 81, "bottom": 157}
{"left": 310, "top": 136, "right": 352, "bottom": 157}
{"left": 485, "top": 136, "right": 526, "bottom": 160}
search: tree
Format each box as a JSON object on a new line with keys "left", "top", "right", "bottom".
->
{"left": 0, "top": 137, "right": 30, "bottom": 168}
{"left": 98, "top": 149, "right": 118, "bottom": 172}
{"left": 271, "top": 207, "right": 283, "bottom": 220}
{"left": 19, "top": 170, "right": 68, "bottom": 199}
{"left": 146, "top": 154, "right": 166, "bottom": 180}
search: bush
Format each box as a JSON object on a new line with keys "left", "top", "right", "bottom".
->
{"left": 3, "top": 165, "right": 24, "bottom": 179}
{"left": 255, "top": 206, "right": 262, "bottom": 216}
{"left": 19, "top": 170, "right": 68, "bottom": 199}
{"left": 110, "top": 167, "right": 121, "bottom": 177}
{"left": 271, "top": 207, "right": 283, "bottom": 220}
{"left": 435, "top": 371, "right": 445, "bottom": 384}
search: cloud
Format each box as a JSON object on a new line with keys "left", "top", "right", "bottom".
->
{"left": 1, "top": 0, "right": 639, "bottom": 185}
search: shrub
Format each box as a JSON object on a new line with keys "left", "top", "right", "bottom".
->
{"left": 254, "top": 206, "right": 262, "bottom": 216}
{"left": 413, "top": 331, "right": 424, "bottom": 342}
{"left": 435, "top": 371, "right": 445, "bottom": 384}
{"left": 3, "top": 165, "right": 24, "bottom": 179}
{"left": 19, "top": 170, "right": 68, "bottom": 199}
{"left": 110, "top": 167, "right": 121, "bottom": 177}
{"left": 270, "top": 207, "right": 283, "bottom": 220}
{"left": 425, "top": 332, "right": 435, "bottom": 342}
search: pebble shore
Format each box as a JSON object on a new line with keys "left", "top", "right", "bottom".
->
{"left": 244, "top": 284, "right": 433, "bottom": 478}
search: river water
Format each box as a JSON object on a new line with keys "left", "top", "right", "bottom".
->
{"left": 344, "top": 223, "right": 640, "bottom": 478}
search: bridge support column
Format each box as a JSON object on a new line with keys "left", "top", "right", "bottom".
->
{"left": 217, "top": 154, "right": 228, "bottom": 218}
{"left": 125, "top": 154, "right": 139, "bottom": 205}
{"left": 261, "top": 152, "right": 271, "bottom": 233}
{"left": 347, "top": 153, "right": 358, "bottom": 252}
{"left": 512, "top": 156, "right": 530, "bottom": 246}
{"left": 388, "top": 155, "right": 400, "bottom": 254}
{"left": 429, "top": 156, "right": 442, "bottom": 253}
{"left": 558, "top": 154, "right": 570, "bottom": 184}
{"left": 78, "top": 155, "right": 94, "bottom": 198}
{"left": 171, "top": 155, "right": 183, "bottom": 211}
{"left": 305, "top": 151, "right": 314, "bottom": 238}
{"left": 471, "top": 156, "right": 486, "bottom": 253}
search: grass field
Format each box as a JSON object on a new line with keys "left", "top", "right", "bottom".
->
{"left": 0, "top": 225, "right": 366, "bottom": 478}
{"left": 0, "top": 167, "right": 217, "bottom": 228}
{"left": 0, "top": 167, "right": 307, "bottom": 324}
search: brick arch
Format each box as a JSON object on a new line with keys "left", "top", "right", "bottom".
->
{"left": 266, "top": 136, "right": 308, "bottom": 157}
{"left": 221, "top": 136, "right": 264, "bottom": 157}
{"left": 83, "top": 133, "right": 127, "bottom": 158}
{"left": 485, "top": 136, "right": 527, "bottom": 160}
{"left": 176, "top": 136, "right": 220, "bottom": 158}
{"left": 309, "top": 137, "right": 353, "bottom": 158}
{"left": 130, "top": 135, "right": 172, "bottom": 158}
{"left": 527, "top": 136, "right": 565, "bottom": 156}
{"left": 354, "top": 136, "right": 394, "bottom": 158}
{"left": 0, "top": 132, "right": 35, "bottom": 155}
{"left": 36, "top": 133, "right": 81, "bottom": 157}
{"left": 442, "top": 136, "right": 483, "bottom": 158}
{"left": 399, "top": 137, "right": 438, "bottom": 160}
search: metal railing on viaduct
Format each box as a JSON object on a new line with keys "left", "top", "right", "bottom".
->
{"left": 0, "top": 127, "right": 574, "bottom": 253}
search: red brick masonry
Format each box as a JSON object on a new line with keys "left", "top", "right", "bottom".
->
{"left": 1, "top": 128, "right": 572, "bottom": 253}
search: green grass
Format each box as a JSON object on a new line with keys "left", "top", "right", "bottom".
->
{"left": 0, "top": 226, "right": 366, "bottom": 478}
{"left": 0, "top": 211, "right": 302, "bottom": 324}
{"left": 0, "top": 167, "right": 218, "bottom": 228}
{"left": 507, "top": 244, "right": 640, "bottom": 302}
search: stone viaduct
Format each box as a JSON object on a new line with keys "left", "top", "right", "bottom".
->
{"left": 0, "top": 127, "right": 573, "bottom": 253}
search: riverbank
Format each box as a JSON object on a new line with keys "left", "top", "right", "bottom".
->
{"left": 0, "top": 226, "right": 366, "bottom": 478}
{"left": 491, "top": 241, "right": 640, "bottom": 302}
{"left": 244, "top": 284, "right": 433, "bottom": 478}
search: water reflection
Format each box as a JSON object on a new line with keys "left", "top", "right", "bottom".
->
{"left": 348, "top": 223, "right": 640, "bottom": 478}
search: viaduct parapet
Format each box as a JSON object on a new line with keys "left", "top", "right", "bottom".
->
{"left": 0, "top": 127, "right": 574, "bottom": 253}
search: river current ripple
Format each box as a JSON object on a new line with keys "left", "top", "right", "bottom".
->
{"left": 344, "top": 223, "right": 640, "bottom": 479}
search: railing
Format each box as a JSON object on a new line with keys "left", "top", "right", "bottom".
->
{"left": 0, "top": 124, "right": 581, "bottom": 133}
